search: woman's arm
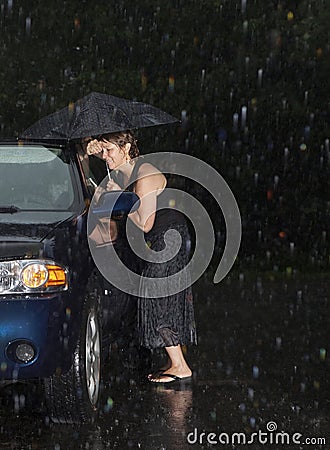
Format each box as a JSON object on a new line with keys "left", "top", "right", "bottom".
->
{"left": 128, "top": 165, "right": 166, "bottom": 233}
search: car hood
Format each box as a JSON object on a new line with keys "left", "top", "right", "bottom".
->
{"left": 0, "top": 211, "right": 77, "bottom": 259}
{"left": 0, "top": 211, "right": 75, "bottom": 241}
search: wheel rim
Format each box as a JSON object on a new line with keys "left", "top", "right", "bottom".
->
{"left": 85, "top": 309, "right": 101, "bottom": 406}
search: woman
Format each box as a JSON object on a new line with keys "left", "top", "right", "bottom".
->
{"left": 87, "top": 130, "right": 197, "bottom": 383}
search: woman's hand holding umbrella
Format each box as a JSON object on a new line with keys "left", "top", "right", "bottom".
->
{"left": 86, "top": 139, "right": 104, "bottom": 156}
{"left": 86, "top": 138, "right": 114, "bottom": 181}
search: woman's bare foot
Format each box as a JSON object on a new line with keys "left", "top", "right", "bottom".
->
{"left": 148, "top": 345, "right": 192, "bottom": 383}
{"left": 149, "top": 365, "right": 192, "bottom": 383}
{"left": 147, "top": 359, "right": 171, "bottom": 379}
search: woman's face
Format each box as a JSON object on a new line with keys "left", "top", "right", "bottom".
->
{"left": 99, "top": 140, "right": 128, "bottom": 170}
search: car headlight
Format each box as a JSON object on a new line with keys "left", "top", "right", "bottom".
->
{"left": 0, "top": 260, "right": 68, "bottom": 294}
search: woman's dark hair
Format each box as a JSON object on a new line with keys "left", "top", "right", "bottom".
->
{"left": 97, "top": 130, "right": 140, "bottom": 159}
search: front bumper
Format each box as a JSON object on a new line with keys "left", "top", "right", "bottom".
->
{"left": 0, "top": 292, "right": 78, "bottom": 380}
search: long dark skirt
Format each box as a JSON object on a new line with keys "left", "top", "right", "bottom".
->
{"left": 138, "top": 222, "right": 197, "bottom": 349}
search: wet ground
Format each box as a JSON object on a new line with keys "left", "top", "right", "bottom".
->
{"left": 0, "top": 272, "right": 329, "bottom": 449}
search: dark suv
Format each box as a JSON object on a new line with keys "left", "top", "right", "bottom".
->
{"left": 0, "top": 140, "right": 139, "bottom": 424}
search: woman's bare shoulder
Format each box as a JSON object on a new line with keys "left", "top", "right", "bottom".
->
{"left": 135, "top": 162, "right": 166, "bottom": 190}
{"left": 137, "top": 162, "right": 162, "bottom": 177}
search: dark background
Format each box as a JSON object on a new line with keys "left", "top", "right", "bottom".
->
{"left": 0, "top": 0, "right": 329, "bottom": 276}
{"left": 0, "top": 3, "right": 328, "bottom": 448}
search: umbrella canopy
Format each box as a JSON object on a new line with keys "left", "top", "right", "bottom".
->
{"left": 20, "top": 92, "right": 179, "bottom": 141}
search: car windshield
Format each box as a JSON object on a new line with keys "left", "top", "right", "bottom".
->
{"left": 0, "top": 145, "right": 76, "bottom": 211}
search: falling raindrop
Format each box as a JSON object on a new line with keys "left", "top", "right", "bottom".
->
{"left": 233, "top": 113, "right": 239, "bottom": 132}
{"left": 25, "top": 17, "right": 31, "bottom": 35}
{"left": 241, "top": 0, "right": 247, "bottom": 14}
{"left": 257, "top": 68, "right": 263, "bottom": 87}
{"left": 252, "top": 366, "right": 259, "bottom": 379}
{"left": 276, "top": 337, "right": 282, "bottom": 349}
{"left": 229, "top": 89, "right": 234, "bottom": 105}
{"left": 254, "top": 172, "right": 258, "bottom": 186}
{"left": 19, "top": 394, "right": 25, "bottom": 409}
{"left": 241, "top": 106, "right": 247, "bottom": 130}
{"left": 290, "top": 242, "right": 294, "bottom": 254}
{"left": 304, "top": 91, "right": 308, "bottom": 104}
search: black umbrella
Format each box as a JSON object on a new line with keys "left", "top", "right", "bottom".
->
{"left": 20, "top": 92, "right": 179, "bottom": 141}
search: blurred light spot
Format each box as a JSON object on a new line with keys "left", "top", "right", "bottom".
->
{"left": 141, "top": 73, "right": 147, "bottom": 91}
{"left": 287, "top": 11, "right": 294, "bottom": 21}
{"left": 286, "top": 266, "right": 293, "bottom": 276}
{"left": 250, "top": 417, "right": 256, "bottom": 427}
{"left": 267, "top": 190, "right": 273, "bottom": 201}
{"left": 168, "top": 75, "right": 175, "bottom": 92}
{"left": 104, "top": 396, "right": 114, "bottom": 412}
{"left": 239, "top": 403, "right": 246, "bottom": 412}
{"left": 319, "top": 348, "right": 326, "bottom": 361}
{"left": 316, "top": 48, "right": 323, "bottom": 58}
{"left": 74, "top": 17, "right": 80, "bottom": 30}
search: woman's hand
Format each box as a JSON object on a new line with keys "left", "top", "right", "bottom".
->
{"left": 86, "top": 139, "right": 103, "bottom": 155}
{"left": 106, "top": 179, "right": 122, "bottom": 191}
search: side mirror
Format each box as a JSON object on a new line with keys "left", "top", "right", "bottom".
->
{"left": 92, "top": 191, "right": 140, "bottom": 218}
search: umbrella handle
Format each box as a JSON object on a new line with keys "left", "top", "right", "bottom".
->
{"left": 106, "top": 163, "right": 111, "bottom": 180}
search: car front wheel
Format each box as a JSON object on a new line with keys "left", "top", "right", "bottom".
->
{"left": 44, "top": 289, "right": 102, "bottom": 424}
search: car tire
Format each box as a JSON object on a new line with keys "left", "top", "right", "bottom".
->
{"left": 44, "top": 286, "right": 103, "bottom": 424}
